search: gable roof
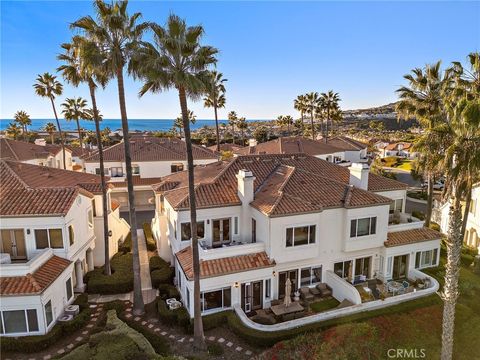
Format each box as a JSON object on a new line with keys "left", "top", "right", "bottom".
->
{"left": 234, "top": 136, "right": 344, "bottom": 156}
{"left": 84, "top": 136, "right": 218, "bottom": 162}
{"left": 324, "top": 136, "right": 368, "bottom": 151}
{"left": 385, "top": 227, "right": 443, "bottom": 247}
{"left": 176, "top": 246, "right": 275, "bottom": 280}
{"left": 0, "top": 256, "right": 72, "bottom": 296}
{"left": 0, "top": 160, "right": 106, "bottom": 216}
{"left": 207, "top": 143, "right": 245, "bottom": 153}
{"left": 154, "top": 154, "right": 406, "bottom": 216}
{"left": 0, "top": 138, "right": 70, "bottom": 162}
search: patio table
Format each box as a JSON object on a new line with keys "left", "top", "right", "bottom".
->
{"left": 387, "top": 281, "right": 404, "bottom": 295}
{"left": 270, "top": 301, "right": 304, "bottom": 317}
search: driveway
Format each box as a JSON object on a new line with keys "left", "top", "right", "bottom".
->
{"left": 120, "top": 210, "right": 155, "bottom": 229}
{"left": 382, "top": 167, "right": 422, "bottom": 188}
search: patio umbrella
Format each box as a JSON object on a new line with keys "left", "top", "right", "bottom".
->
{"left": 284, "top": 278, "right": 292, "bottom": 307}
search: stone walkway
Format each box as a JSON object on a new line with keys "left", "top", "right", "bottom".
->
{"left": 137, "top": 229, "right": 157, "bottom": 304}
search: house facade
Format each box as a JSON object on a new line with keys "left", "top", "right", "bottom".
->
{"left": 0, "top": 161, "right": 130, "bottom": 336}
{"left": 83, "top": 136, "right": 218, "bottom": 211}
{"left": 151, "top": 154, "right": 441, "bottom": 317}
{"left": 375, "top": 141, "right": 417, "bottom": 159}
{"left": 0, "top": 138, "right": 73, "bottom": 170}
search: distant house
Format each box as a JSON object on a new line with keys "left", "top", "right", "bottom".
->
{"left": 83, "top": 136, "right": 218, "bottom": 211}
{"left": 0, "top": 138, "right": 73, "bottom": 170}
{"left": 207, "top": 143, "right": 245, "bottom": 154}
{"left": 323, "top": 136, "right": 368, "bottom": 163}
{"left": 374, "top": 142, "right": 417, "bottom": 159}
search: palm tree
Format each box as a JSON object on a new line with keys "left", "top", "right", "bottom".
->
{"left": 236, "top": 116, "right": 248, "bottom": 145}
{"left": 130, "top": 14, "right": 218, "bottom": 350}
{"left": 13, "top": 110, "right": 32, "bottom": 141}
{"left": 72, "top": 0, "right": 149, "bottom": 314}
{"left": 227, "top": 111, "right": 238, "bottom": 144}
{"left": 283, "top": 115, "right": 293, "bottom": 135}
{"left": 396, "top": 61, "right": 447, "bottom": 227}
{"left": 276, "top": 115, "right": 285, "bottom": 133}
{"left": 58, "top": 37, "right": 112, "bottom": 276}
{"left": 294, "top": 94, "right": 307, "bottom": 135}
{"left": 61, "top": 97, "right": 89, "bottom": 152}
{"left": 33, "top": 72, "right": 66, "bottom": 169}
{"left": 204, "top": 71, "right": 227, "bottom": 151}
{"left": 174, "top": 110, "right": 196, "bottom": 138}
{"left": 5, "top": 122, "right": 21, "bottom": 140}
{"left": 43, "top": 122, "right": 57, "bottom": 144}
{"left": 320, "top": 90, "right": 341, "bottom": 142}
{"left": 305, "top": 92, "right": 320, "bottom": 140}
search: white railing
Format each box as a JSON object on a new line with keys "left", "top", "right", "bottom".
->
{"left": 234, "top": 270, "right": 439, "bottom": 332}
{"left": 325, "top": 270, "right": 362, "bottom": 305}
{"left": 0, "top": 248, "right": 53, "bottom": 277}
{"left": 388, "top": 213, "right": 424, "bottom": 232}
{"left": 199, "top": 242, "right": 265, "bottom": 261}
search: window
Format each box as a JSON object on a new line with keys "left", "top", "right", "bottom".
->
{"left": 180, "top": 221, "right": 205, "bottom": 241}
{"left": 171, "top": 163, "right": 184, "bottom": 173}
{"left": 334, "top": 261, "right": 352, "bottom": 279}
{"left": 265, "top": 279, "right": 271, "bottom": 298}
{"left": 354, "top": 257, "right": 371, "bottom": 277}
{"left": 95, "top": 168, "right": 101, "bottom": 175}
{"left": 186, "top": 288, "right": 190, "bottom": 310}
{"left": 110, "top": 167, "right": 123, "bottom": 177}
{"left": 415, "top": 249, "right": 439, "bottom": 269}
{"left": 201, "top": 287, "right": 231, "bottom": 312}
{"left": 350, "top": 217, "right": 376, "bottom": 237}
{"left": 234, "top": 217, "right": 239, "bottom": 235}
{"left": 35, "top": 229, "right": 63, "bottom": 249}
{"left": 386, "top": 256, "right": 393, "bottom": 277}
{"left": 45, "top": 300, "right": 53, "bottom": 326}
{"left": 252, "top": 218, "right": 257, "bottom": 243}
{"left": 285, "top": 225, "right": 316, "bottom": 247}
{"left": 389, "top": 199, "right": 403, "bottom": 214}
{"left": 66, "top": 278, "right": 73, "bottom": 300}
{"left": 300, "top": 266, "right": 322, "bottom": 287}
{"left": 88, "top": 209, "right": 94, "bottom": 228}
{"left": 68, "top": 226, "right": 74, "bottom": 246}
{"left": 132, "top": 165, "right": 140, "bottom": 175}
{"left": 1, "top": 309, "right": 38, "bottom": 334}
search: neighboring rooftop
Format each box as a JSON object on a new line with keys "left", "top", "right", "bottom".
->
{"left": 207, "top": 143, "right": 245, "bottom": 153}
{"left": 0, "top": 138, "right": 69, "bottom": 162}
{"left": 322, "top": 136, "right": 368, "bottom": 151}
{"left": 175, "top": 246, "right": 275, "bottom": 280}
{"left": 153, "top": 154, "right": 407, "bottom": 216}
{"left": 84, "top": 136, "right": 218, "bottom": 162}
{"left": 234, "top": 136, "right": 345, "bottom": 156}
{"left": 0, "top": 255, "right": 72, "bottom": 296}
{"left": 0, "top": 160, "right": 107, "bottom": 216}
{"left": 385, "top": 227, "right": 443, "bottom": 247}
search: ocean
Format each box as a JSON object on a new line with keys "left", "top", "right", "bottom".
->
{"left": 0, "top": 118, "right": 265, "bottom": 132}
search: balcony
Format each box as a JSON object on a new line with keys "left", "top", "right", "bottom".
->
{"left": 198, "top": 241, "right": 265, "bottom": 261}
{"left": 388, "top": 212, "right": 424, "bottom": 232}
{"left": 0, "top": 248, "right": 53, "bottom": 277}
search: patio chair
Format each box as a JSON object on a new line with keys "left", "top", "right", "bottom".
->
{"left": 316, "top": 283, "right": 332, "bottom": 298}
{"left": 300, "top": 287, "right": 314, "bottom": 301}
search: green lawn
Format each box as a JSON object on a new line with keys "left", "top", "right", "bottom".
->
{"left": 395, "top": 159, "right": 413, "bottom": 171}
{"left": 310, "top": 298, "right": 340, "bottom": 313}
{"left": 260, "top": 254, "right": 480, "bottom": 360}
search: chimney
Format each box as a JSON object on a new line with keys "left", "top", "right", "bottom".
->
{"left": 348, "top": 162, "right": 369, "bottom": 190}
{"left": 236, "top": 169, "right": 255, "bottom": 204}
{"left": 248, "top": 138, "right": 257, "bottom": 147}
{"left": 34, "top": 138, "right": 47, "bottom": 146}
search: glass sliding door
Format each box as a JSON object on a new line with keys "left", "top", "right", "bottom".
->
{"left": 212, "top": 218, "right": 231, "bottom": 248}
{"left": 278, "top": 270, "right": 298, "bottom": 298}
{"left": 241, "top": 281, "right": 263, "bottom": 313}
{"left": 0, "top": 229, "right": 26, "bottom": 260}
{"left": 392, "top": 255, "right": 408, "bottom": 279}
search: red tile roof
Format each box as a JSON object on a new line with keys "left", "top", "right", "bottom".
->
{"left": 385, "top": 228, "right": 443, "bottom": 247}
{"left": 322, "top": 136, "right": 368, "bottom": 151}
{"left": 84, "top": 136, "right": 218, "bottom": 162}
{"left": 110, "top": 176, "right": 164, "bottom": 188}
{"left": 153, "top": 154, "right": 406, "bottom": 216}
{"left": 0, "top": 256, "right": 72, "bottom": 296}
{"left": 175, "top": 246, "right": 275, "bottom": 280}
{"left": 208, "top": 143, "right": 245, "bottom": 153}
{"left": 0, "top": 160, "right": 106, "bottom": 216}
{"left": 111, "top": 199, "right": 120, "bottom": 211}
{"left": 0, "top": 138, "right": 70, "bottom": 161}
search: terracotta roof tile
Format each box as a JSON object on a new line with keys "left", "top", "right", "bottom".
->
{"left": 385, "top": 228, "right": 443, "bottom": 247}
{"left": 323, "top": 136, "right": 368, "bottom": 151}
{"left": 0, "top": 139, "right": 70, "bottom": 161}
{"left": 110, "top": 176, "right": 164, "bottom": 188}
{"left": 175, "top": 247, "right": 274, "bottom": 280}
{"left": 0, "top": 256, "right": 72, "bottom": 296}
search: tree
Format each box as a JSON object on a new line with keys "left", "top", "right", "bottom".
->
{"left": 294, "top": 94, "right": 307, "bottom": 134}
{"left": 204, "top": 71, "right": 227, "bottom": 151}
{"left": 283, "top": 115, "right": 293, "bottom": 135}
{"left": 305, "top": 92, "right": 320, "bottom": 140}
{"left": 72, "top": 0, "right": 149, "bottom": 314}
{"left": 58, "top": 36, "right": 112, "bottom": 276}
{"left": 33, "top": 73, "right": 66, "bottom": 169}
{"left": 174, "top": 110, "right": 196, "bottom": 138}
{"left": 236, "top": 116, "right": 248, "bottom": 145}
{"left": 61, "top": 97, "right": 89, "bottom": 152}
{"left": 43, "top": 122, "right": 57, "bottom": 144}
{"left": 13, "top": 110, "right": 32, "bottom": 141}
{"left": 130, "top": 14, "right": 218, "bottom": 350}
{"left": 320, "top": 90, "right": 341, "bottom": 141}
{"left": 5, "top": 122, "right": 21, "bottom": 140}
{"left": 253, "top": 125, "right": 269, "bottom": 143}
{"left": 227, "top": 111, "right": 238, "bottom": 144}
{"left": 396, "top": 61, "right": 448, "bottom": 227}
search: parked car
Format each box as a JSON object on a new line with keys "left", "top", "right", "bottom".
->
{"left": 422, "top": 179, "right": 445, "bottom": 190}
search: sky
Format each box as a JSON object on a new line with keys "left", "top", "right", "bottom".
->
{"left": 1, "top": 1, "right": 479, "bottom": 120}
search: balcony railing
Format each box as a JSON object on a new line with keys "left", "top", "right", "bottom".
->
{"left": 198, "top": 241, "right": 265, "bottom": 261}
{"left": 388, "top": 212, "right": 424, "bottom": 232}
{"left": 0, "top": 248, "right": 53, "bottom": 277}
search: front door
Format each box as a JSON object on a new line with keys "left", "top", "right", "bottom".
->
{"left": 0, "top": 229, "right": 26, "bottom": 260}
{"left": 241, "top": 281, "right": 263, "bottom": 313}
{"left": 212, "top": 218, "right": 231, "bottom": 247}
{"left": 278, "top": 270, "right": 298, "bottom": 298}
{"left": 393, "top": 255, "right": 408, "bottom": 279}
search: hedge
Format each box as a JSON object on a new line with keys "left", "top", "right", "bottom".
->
{"left": 157, "top": 298, "right": 190, "bottom": 331}
{"left": 86, "top": 252, "right": 133, "bottom": 294}
{"left": 158, "top": 284, "right": 180, "bottom": 300}
{"left": 1, "top": 295, "right": 91, "bottom": 354}
{"left": 118, "top": 232, "right": 132, "bottom": 253}
{"left": 149, "top": 255, "right": 169, "bottom": 272}
{"left": 143, "top": 222, "right": 157, "bottom": 251}
{"left": 149, "top": 256, "right": 174, "bottom": 288}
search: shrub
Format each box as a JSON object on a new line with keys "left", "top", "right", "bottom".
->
{"left": 157, "top": 299, "right": 177, "bottom": 326}
{"left": 149, "top": 255, "right": 168, "bottom": 272}
{"left": 158, "top": 284, "right": 180, "bottom": 300}
{"left": 429, "top": 222, "right": 441, "bottom": 232}
{"left": 86, "top": 253, "right": 133, "bottom": 294}
{"left": 460, "top": 253, "right": 475, "bottom": 267}
{"left": 207, "top": 343, "right": 224, "bottom": 356}
{"left": 143, "top": 222, "right": 157, "bottom": 251}
{"left": 62, "top": 307, "right": 92, "bottom": 335}
{"left": 103, "top": 300, "right": 126, "bottom": 314}
{"left": 174, "top": 307, "right": 191, "bottom": 329}
{"left": 412, "top": 210, "right": 425, "bottom": 220}
{"left": 462, "top": 246, "right": 479, "bottom": 257}
{"left": 118, "top": 232, "right": 132, "bottom": 253}
{"left": 74, "top": 293, "right": 89, "bottom": 310}
{"left": 151, "top": 268, "right": 174, "bottom": 288}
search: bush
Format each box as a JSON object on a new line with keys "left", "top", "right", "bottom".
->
{"left": 207, "top": 343, "right": 224, "bottom": 356}
{"left": 118, "top": 232, "right": 132, "bottom": 253}
{"left": 429, "top": 222, "right": 441, "bottom": 232}
{"left": 460, "top": 253, "right": 475, "bottom": 267}
{"left": 86, "top": 253, "right": 133, "bottom": 294}
{"left": 151, "top": 268, "right": 174, "bottom": 288}
{"left": 62, "top": 307, "right": 92, "bottom": 335}
{"left": 143, "top": 222, "right": 157, "bottom": 251}
{"left": 158, "top": 284, "right": 180, "bottom": 300}
{"left": 74, "top": 293, "right": 89, "bottom": 310}
{"left": 157, "top": 299, "right": 177, "bottom": 326}
{"left": 149, "top": 256, "right": 168, "bottom": 272}
{"left": 103, "top": 300, "right": 126, "bottom": 314}
{"left": 412, "top": 210, "right": 425, "bottom": 220}
{"left": 462, "top": 246, "right": 479, "bottom": 257}
{"left": 174, "top": 307, "right": 191, "bottom": 329}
